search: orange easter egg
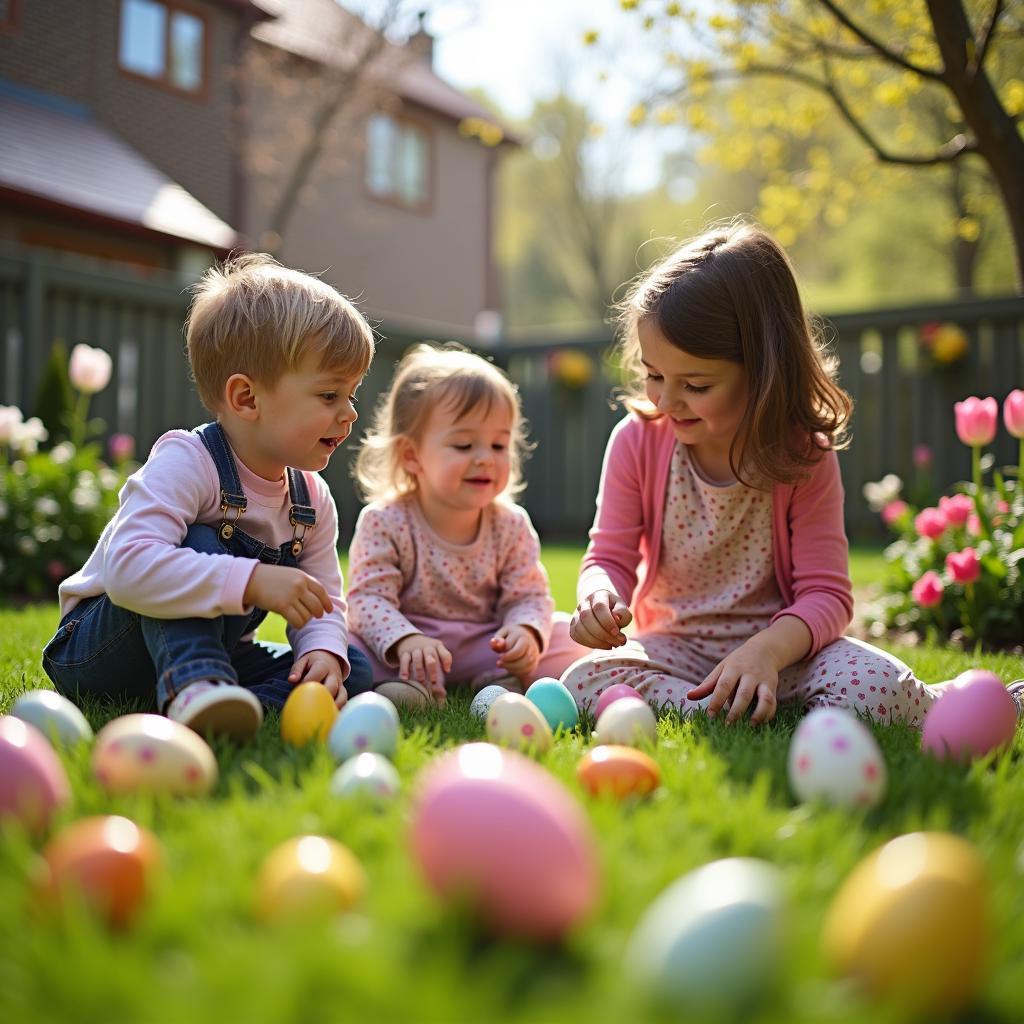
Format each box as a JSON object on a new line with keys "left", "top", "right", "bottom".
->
{"left": 280, "top": 682, "right": 338, "bottom": 746}
{"left": 577, "top": 745, "right": 660, "bottom": 798}
{"left": 36, "top": 816, "right": 163, "bottom": 929}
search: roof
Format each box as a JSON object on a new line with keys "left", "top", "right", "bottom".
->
{"left": 250, "top": 0, "right": 514, "bottom": 137}
{"left": 0, "top": 81, "right": 237, "bottom": 250}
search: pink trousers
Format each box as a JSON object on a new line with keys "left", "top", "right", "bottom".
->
{"left": 351, "top": 612, "right": 591, "bottom": 693}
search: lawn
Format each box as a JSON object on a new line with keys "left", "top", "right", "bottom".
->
{"left": 1, "top": 546, "right": 1022, "bottom": 1024}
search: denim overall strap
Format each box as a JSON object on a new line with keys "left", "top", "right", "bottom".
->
{"left": 195, "top": 422, "right": 248, "bottom": 542}
{"left": 285, "top": 467, "right": 317, "bottom": 557}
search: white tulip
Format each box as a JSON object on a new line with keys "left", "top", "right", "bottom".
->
{"left": 69, "top": 343, "right": 113, "bottom": 395}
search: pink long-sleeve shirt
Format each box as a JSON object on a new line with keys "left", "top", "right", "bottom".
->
{"left": 347, "top": 495, "right": 555, "bottom": 667}
{"left": 579, "top": 414, "right": 854, "bottom": 657}
{"left": 58, "top": 430, "right": 351, "bottom": 669}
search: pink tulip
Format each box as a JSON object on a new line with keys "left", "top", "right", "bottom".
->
{"left": 945, "top": 548, "right": 981, "bottom": 585}
{"left": 882, "top": 500, "right": 908, "bottom": 526}
{"left": 108, "top": 432, "right": 136, "bottom": 463}
{"left": 914, "top": 507, "right": 947, "bottom": 540}
{"left": 69, "top": 343, "right": 113, "bottom": 395}
{"left": 938, "top": 494, "right": 973, "bottom": 527}
{"left": 912, "top": 444, "right": 932, "bottom": 469}
{"left": 953, "top": 396, "right": 997, "bottom": 447}
{"left": 966, "top": 513, "right": 982, "bottom": 537}
{"left": 912, "top": 571, "right": 944, "bottom": 608}
{"left": 1004, "top": 390, "right": 1024, "bottom": 439}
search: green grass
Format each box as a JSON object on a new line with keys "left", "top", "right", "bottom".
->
{"left": 1, "top": 548, "right": 1023, "bottom": 1024}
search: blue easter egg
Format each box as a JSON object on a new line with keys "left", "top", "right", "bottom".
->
{"left": 328, "top": 697, "right": 399, "bottom": 762}
{"left": 525, "top": 678, "right": 579, "bottom": 733}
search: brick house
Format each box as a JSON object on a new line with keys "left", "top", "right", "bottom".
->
{"left": 0, "top": 0, "right": 512, "bottom": 334}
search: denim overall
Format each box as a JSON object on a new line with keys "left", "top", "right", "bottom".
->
{"left": 42, "top": 422, "right": 372, "bottom": 712}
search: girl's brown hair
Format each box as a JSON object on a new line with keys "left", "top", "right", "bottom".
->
{"left": 355, "top": 343, "right": 530, "bottom": 503}
{"left": 618, "top": 221, "right": 852, "bottom": 485}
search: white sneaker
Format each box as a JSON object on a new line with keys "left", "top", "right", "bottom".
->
{"left": 167, "top": 681, "right": 263, "bottom": 741}
{"left": 375, "top": 678, "right": 434, "bottom": 709}
{"left": 1008, "top": 680, "right": 1024, "bottom": 720}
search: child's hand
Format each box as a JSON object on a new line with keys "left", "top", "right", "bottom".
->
{"left": 687, "top": 644, "right": 780, "bottom": 726}
{"left": 289, "top": 650, "right": 347, "bottom": 708}
{"left": 570, "top": 590, "right": 632, "bottom": 649}
{"left": 394, "top": 634, "right": 451, "bottom": 701}
{"left": 490, "top": 625, "right": 540, "bottom": 678}
{"left": 244, "top": 564, "right": 333, "bottom": 630}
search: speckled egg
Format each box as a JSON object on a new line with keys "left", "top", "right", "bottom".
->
{"left": 823, "top": 832, "right": 988, "bottom": 1014}
{"left": 35, "top": 816, "right": 163, "bottom": 929}
{"left": 525, "top": 677, "right": 579, "bottom": 733}
{"left": 328, "top": 693, "right": 399, "bottom": 762}
{"left": 625, "top": 858, "right": 785, "bottom": 1011}
{"left": 92, "top": 714, "right": 217, "bottom": 796}
{"left": 594, "top": 682, "right": 643, "bottom": 720}
{"left": 469, "top": 684, "right": 511, "bottom": 721}
{"left": 922, "top": 670, "right": 1017, "bottom": 762}
{"left": 594, "top": 696, "right": 657, "bottom": 747}
{"left": 787, "top": 708, "right": 887, "bottom": 808}
{"left": 12, "top": 690, "right": 93, "bottom": 748}
{"left": 329, "top": 752, "right": 401, "bottom": 801}
{"left": 577, "top": 745, "right": 660, "bottom": 799}
{"left": 485, "top": 693, "right": 553, "bottom": 754}
{"left": 0, "top": 716, "right": 71, "bottom": 833}
{"left": 410, "top": 743, "right": 599, "bottom": 940}
{"left": 254, "top": 835, "right": 366, "bottom": 922}
{"left": 280, "top": 681, "right": 338, "bottom": 746}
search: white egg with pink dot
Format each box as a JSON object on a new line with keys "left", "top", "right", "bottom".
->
{"left": 787, "top": 707, "right": 886, "bottom": 808}
{"left": 485, "top": 693, "right": 552, "bottom": 754}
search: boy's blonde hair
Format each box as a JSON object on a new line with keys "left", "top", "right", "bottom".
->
{"left": 355, "top": 343, "right": 530, "bottom": 503}
{"left": 186, "top": 252, "right": 375, "bottom": 412}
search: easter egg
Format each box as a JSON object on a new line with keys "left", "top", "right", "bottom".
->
{"left": 280, "top": 681, "right": 338, "bottom": 746}
{"left": 486, "top": 693, "right": 553, "bottom": 754}
{"left": 594, "top": 682, "right": 643, "bottom": 720}
{"left": 469, "top": 684, "right": 509, "bottom": 721}
{"left": 822, "top": 832, "right": 988, "bottom": 1014}
{"left": 922, "top": 670, "right": 1016, "bottom": 761}
{"left": 787, "top": 707, "right": 887, "bottom": 808}
{"left": 328, "top": 693, "right": 399, "bottom": 762}
{"left": 625, "top": 858, "right": 784, "bottom": 1011}
{"left": 35, "top": 816, "right": 162, "bottom": 929}
{"left": 92, "top": 714, "right": 217, "bottom": 796}
{"left": 0, "top": 716, "right": 71, "bottom": 833}
{"left": 12, "top": 690, "right": 93, "bottom": 747}
{"left": 329, "top": 752, "right": 401, "bottom": 801}
{"left": 594, "top": 696, "right": 657, "bottom": 747}
{"left": 255, "top": 835, "right": 366, "bottom": 922}
{"left": 410, "top": 743, "right": 599, "bottom": 939}
{"left": 577, "top": 745, "right": 660, "bottom": 799}
{"left": 525, "top": 677, "right": 579, "bottom": 732}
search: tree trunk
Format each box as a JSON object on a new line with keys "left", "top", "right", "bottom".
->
{"left": 926, "top": 0, "right": 1024, "bottom": 288}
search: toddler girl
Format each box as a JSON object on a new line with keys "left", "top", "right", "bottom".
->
{"left": 348, "top": 344, "right": 588, "bottom": 706}
{"left": 565, "top": 223, "right": 1020, "bottom": 726}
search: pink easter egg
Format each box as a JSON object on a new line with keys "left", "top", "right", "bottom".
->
{"left": 922, "top": 670, "right": 1017, "bottom": 761}
{"left": 0, "top": 715, "right": 71, "bottom": 833}
{"left": 594, "top": 683, "right": 643, "bottom": 720}
{"left": 410, "top": 743, "right": 599, "bottom": 940}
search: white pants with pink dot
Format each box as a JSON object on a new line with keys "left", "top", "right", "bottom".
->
{"left": 560, "top": 633, "right": 938, "bottom": 727}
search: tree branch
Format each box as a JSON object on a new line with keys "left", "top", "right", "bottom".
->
{"left": 972, "top": 0, "right": 1004, "bottom": 74}
{"left": 811, "top": 0, "right": 945, "bottom": 80}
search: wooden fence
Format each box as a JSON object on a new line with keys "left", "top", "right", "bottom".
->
{"left": 1, "top": 249, "right": 1022, "bottom": 542}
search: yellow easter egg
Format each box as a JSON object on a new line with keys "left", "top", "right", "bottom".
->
{"left": 254, "top": 835, "right": 366, "bottom": 922}
{"left": 280, "top": 682, "right": 338, "bottom": 746}
{"left": 822, "top": 832, "right": 988, "bottom": 1014}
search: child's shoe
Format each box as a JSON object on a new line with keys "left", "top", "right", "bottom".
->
{"left": 1008, "top": 679, "right": 1024, "bottom": 720}
{"left": 375, "top": 678, "right": 434, "bottom": 709}
{"left": 167, "top": 680, "right": 263, "bottom": 740}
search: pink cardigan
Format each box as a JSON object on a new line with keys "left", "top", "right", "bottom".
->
{"left": 578, "top": 414, "right": 854, "bottom": 657}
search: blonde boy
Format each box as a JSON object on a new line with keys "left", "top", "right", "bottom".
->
{"left": 42, "top": 254, "right": 374, "bottom": 740}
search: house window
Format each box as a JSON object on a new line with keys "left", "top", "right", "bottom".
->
{"left": 366, "top": 113, "right": 430, "bottom": 209}
{"left": 119, "top": 0, "right": 205, "bottom": 94}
